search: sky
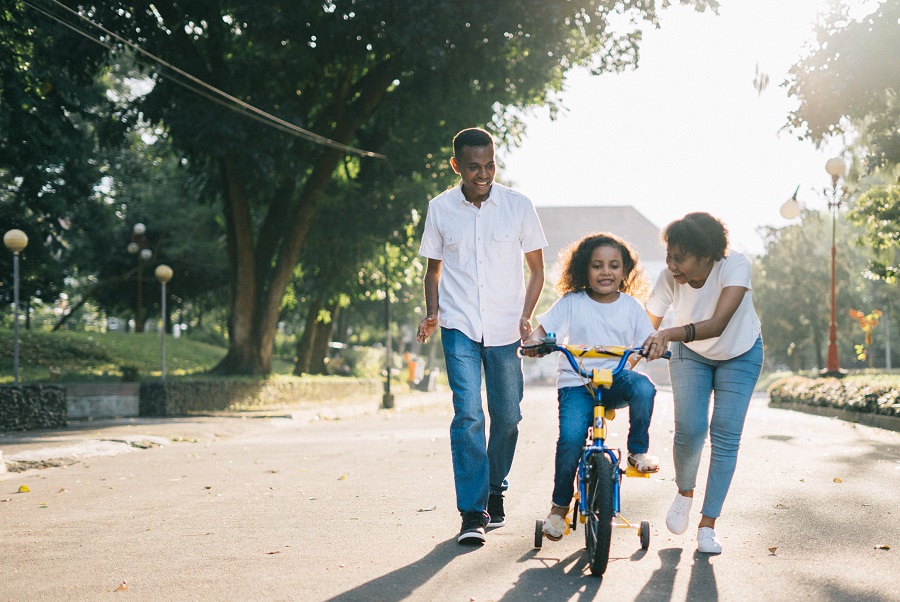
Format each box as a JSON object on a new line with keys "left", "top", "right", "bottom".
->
{"left": 500, "top": 0, "right": 875, "bottom": 256}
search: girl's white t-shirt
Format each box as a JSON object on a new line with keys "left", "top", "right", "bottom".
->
{"left": 537, "top": 291, "right": 655, "bottom": 389}
{"left": 645, "top": 252, "right": 761, "bottom": 360}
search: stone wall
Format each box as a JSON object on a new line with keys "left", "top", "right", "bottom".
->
{"left": 0, "top": 385, "right": 67, "bottom": 432}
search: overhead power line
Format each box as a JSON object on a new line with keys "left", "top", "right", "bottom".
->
{"left": 22, "top": 0, "right": 386, "bottom": 159}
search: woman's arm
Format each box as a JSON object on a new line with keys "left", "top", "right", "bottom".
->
{"left": 642, "top": 286, "right": 748, "bottom": 360}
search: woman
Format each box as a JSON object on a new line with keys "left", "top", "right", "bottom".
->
{"left": 641, "top": 212, "right": 763, "bottom": 555}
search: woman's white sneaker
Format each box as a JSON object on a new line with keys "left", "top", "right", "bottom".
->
{"left": 666, "top": 493, "right": 693, "bottom": 535}
{"left": 697, "top": 526, "right": 723, "bottom": 554}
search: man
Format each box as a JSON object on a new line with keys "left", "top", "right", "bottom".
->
{"left": 417, "top": 127, "right": 546, "bottom": 545}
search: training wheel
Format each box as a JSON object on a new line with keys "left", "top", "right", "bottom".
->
{"left": 639, "top": 520, "right": 651, "bottom": 550}
{"left": 534, "top": 519, "right": 544, "bottom": 548}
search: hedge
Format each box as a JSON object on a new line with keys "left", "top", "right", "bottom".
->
{"left": 139, "top": 377, "right": 382, "bottom": 416}
{"left": 768, "top": 376, "right": 900, "bottom": 418}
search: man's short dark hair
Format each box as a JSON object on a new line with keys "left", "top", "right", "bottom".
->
{"left": 453, "top": 128, "right": 493, "bottom": 158}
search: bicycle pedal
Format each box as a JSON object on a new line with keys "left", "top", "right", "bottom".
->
{"left": 624, "top": 466, "right": 651, "bottom": 478}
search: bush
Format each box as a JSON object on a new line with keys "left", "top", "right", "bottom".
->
{"left": 326, "top": 346, "right": 384, "bottom": 378}
{"left": 768, "top": 375, "right": 900, "bottom": 417}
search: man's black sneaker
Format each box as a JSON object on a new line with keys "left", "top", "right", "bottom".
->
{"left": 487, "top": 493, "right": 506, "bottom": 528}
{"left": 458, "top": 512, "right": 487, "bottom": 545}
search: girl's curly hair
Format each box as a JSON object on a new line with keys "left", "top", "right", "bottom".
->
{"left": 556, "top": 232, "right": 649, "bottom": 300}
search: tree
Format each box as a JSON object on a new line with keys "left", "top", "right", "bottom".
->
{"left": 33, "top": 0, "right": 718, "bottom": 374}
{"left": 754, "top": 211, "right": 871, "bottom": 372}
{"left": 848, "top": 183, "right": 900, "bottom": 283}
{"left": 787, "top": 0, "right": 900, "bottom": 293}
{"left": 0, "top": 1, "right": 119, "bottom": 316}
{"left": 786, "top": 0, "right": 900, "bottom": 169}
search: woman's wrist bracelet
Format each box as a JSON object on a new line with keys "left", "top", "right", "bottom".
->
{"left": 683, "top": 323, "right": 696, "bottom": 343}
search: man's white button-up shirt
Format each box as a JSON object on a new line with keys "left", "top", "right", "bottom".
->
{"left": 419, "top": 182, "right": 547, "bottom": 347}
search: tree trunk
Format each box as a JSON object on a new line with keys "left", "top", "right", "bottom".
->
{"left": 212, "top": 60, "right": 399, "bottom": 375}
{"left": 309, "top": 302, "right": 339, "bottom": 375}
{"left": 293, "top": 298, "right": 322, "bottom": 375}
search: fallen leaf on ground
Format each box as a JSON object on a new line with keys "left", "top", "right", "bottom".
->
{"left": 875, "top": 544, "right": 890, "bottom": 550}
{"left": 337, "top": 475, "right": 347, "bottom": 480}
{"left": 418, "top": 506, "right": 437, "bottom": 512}
{"left": 833, "top": 477, "right": 843, "bottom": 483}
{"left": 266, "top": 550, "right": 282, "bottom": 555}
{"left": 57, "top": 488, "right": 66, "bottom": 493}
{"left": 115, "top": 581, "right": 128, "bottom": 591}
{"left": 768, "top": 547, "right": 778, "bottom": 555}
{"left": 17, "top": 485, "right": 30, "bottom": 493}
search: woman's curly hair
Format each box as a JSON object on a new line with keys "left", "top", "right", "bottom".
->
{"left": 662, "top": 212, "right": 729, "bottom": 261}
{"left": 556, "top": 232, "right": 649, "bottom": 300}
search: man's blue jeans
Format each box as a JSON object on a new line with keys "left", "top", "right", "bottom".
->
{"left": 669, "top": 337, "right": 763, "bottom": 518}
{"left": 552, "top": 370, "right": 656, "bottom": 507}
{"left": 441, "top": 328, "right": 524, "bottom": 516}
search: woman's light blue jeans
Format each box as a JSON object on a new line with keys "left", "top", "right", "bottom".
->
{"left": 669, "top": 337, "right": 763, "bottom": 518}
{"left": 552, "top": 370, "right": 656, "bottom": 507}
{"left": 441, "top": 328, "right": 524, "bottom": 516}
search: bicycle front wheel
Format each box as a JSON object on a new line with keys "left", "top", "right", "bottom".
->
{"left": 584, "top": 452, "right": 615, "bottom": 576}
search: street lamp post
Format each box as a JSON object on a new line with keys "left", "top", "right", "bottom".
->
{"left": 127, "top": 223, "right": 153, "bottom": 333}
{"left": 824, "top": 157, "right": 846, "bottom": 376}
{"left": 155, "top": 264, "right": 173, "bottom": 381}
{"left": 382, "top": 250, "right": 394, "bottom": 409}
{"left": 4, "top": 229, "right": 28, "bottom": 384}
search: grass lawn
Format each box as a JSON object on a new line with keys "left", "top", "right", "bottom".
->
{"left": 0, "top": 328, "right": 243, "bottom": 383}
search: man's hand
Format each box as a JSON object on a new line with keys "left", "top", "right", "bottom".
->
{"left": 417, "top": 314, "right": 438, "bottom": 343}
{"left": 519, "top": 317, "right": 532, "bottom": 342}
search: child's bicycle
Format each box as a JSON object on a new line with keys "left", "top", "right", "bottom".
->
{"left": 520, "top": 334, "right": 670, "bottom": 577}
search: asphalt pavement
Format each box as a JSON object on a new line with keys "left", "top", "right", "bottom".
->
{"left": 1, "top": 385, "right": 898, "bottom": 601}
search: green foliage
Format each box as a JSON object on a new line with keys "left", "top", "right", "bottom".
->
{"left": 787, "top": 1, "right": 900, "bottom": 168}
{"left": 0, "top": 1, "right": 118, "bottom": 308}
{"left": 768, "top": 374, "right": 900, "bottom": 417}
{"left": 753, "top": 210, "right": 875, "bottom": 372}
{"left": 0, "top": 328, "right": 226, "bottom": 383}
{"left": 848, "top": 184, "right": 900, "bottom": 283}
{"left": 325, "top": 346, "right": 384, "bottom": 378}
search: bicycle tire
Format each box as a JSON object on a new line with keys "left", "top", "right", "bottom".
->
{"left": 584, "top": 452, "right": 615, "bottom": 576}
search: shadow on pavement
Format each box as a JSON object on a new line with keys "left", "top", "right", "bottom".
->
{"left": 685, "top": 551, "right": 718, "bottom": 601}
{"left": 498, "top": 549, "right": 600, "bottom": 600}
{"left": 324, "top": 538, "right": 476, "bottom": 601}
{"left": 634, "top": 547, "right": 682, "bottom": 601}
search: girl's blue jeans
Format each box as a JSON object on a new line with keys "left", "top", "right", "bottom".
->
{"left": 551, "top": 369, "right": 656, "bottom": 507}
{"left": 441, "top": 328, "right": 524, "bottom": 516}
{"left": 669, "top": 337, "right": 763, "bottom": 518}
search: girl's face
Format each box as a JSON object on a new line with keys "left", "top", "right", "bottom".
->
{"left": 586, "top": 245, "right": 624, "bottom": 303}
{"left": 666, "top": 244, "right": 713, "bottom": 287}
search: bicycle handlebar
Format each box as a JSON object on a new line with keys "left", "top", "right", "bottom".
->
{"left": 519, "top": 333, "right": 670, "bottom": 383}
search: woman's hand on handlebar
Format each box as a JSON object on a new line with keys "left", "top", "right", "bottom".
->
{"left": 641, "top": 330, "right": 673, "bottom": 361}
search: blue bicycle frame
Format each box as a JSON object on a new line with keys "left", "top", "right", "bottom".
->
{"left": 523, "top": 334, "right": 669, "bottom": 525}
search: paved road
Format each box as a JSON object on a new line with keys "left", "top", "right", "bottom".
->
{"left": 1, "top": 386, "right": 898, "bottom": 601}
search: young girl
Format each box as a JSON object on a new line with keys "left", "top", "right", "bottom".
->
{"left": 523, "top": 232, "right": 659, "bottom": 541}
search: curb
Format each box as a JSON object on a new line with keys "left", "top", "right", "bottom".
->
{"left": 768, "top": 400, "right": 900, "bottom": 433}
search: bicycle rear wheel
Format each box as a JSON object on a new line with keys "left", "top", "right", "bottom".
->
{"left": 584, "top": 452, "right": 615, "bottom": 576}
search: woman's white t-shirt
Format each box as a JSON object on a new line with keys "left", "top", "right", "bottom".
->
{"left": 645, "top": 252, "right": 761, "bottom": 360}
{"left": 537, "top": 291, "right": 654, "bottom": 389}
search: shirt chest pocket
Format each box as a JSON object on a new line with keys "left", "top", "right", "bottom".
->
{"left": 492, "top": 229, "right": 518, "bottom": 264}
{"left": 443, "top": 232, "right": 468, "bottom": 267}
